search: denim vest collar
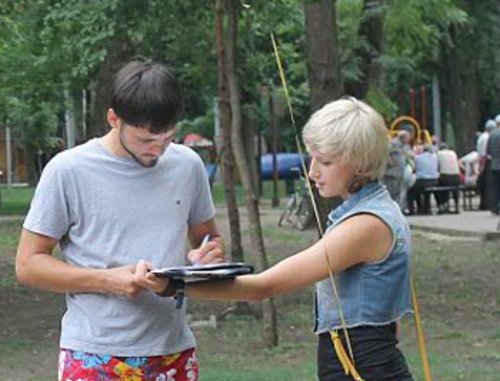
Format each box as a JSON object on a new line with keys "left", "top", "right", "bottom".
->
{"left": 327, "top": 181, "right": 384, "bottom": 227}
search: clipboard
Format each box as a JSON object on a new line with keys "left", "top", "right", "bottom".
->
{"left": 151, "top": 262, "right": 254, "bottom": 281}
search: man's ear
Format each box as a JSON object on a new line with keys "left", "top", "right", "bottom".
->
{"left": 107, "top": 109, "right": 120, "bottom": 130}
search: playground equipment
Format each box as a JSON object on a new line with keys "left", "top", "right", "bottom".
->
{"left": 389, "top": 115, "right": 432, "bottom": 145}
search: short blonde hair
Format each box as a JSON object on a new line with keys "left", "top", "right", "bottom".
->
{"left": 302, "top": 97, "right": 389, "bottom": 181}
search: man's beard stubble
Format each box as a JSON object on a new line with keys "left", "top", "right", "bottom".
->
{"left": 119, "top": 131, "right": 159, "bottom": 168}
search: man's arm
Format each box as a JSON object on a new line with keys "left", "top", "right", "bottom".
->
{"left": 16, "top": 229, "right": 145, "bottom": 298}
{"left": 186, "top": 218, "right": 225, "bottom": 265}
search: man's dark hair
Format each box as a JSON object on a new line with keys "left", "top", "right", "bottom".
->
{"left": 111, "top": 60, "right": 184, "bottom": 133}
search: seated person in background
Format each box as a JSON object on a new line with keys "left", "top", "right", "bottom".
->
{"left": 458, "top": 150, "right": 480, "bottom": 187}
{"left": 407, "top": 144, "right": 439, "bottom": 215}
{"left": 436, "top": 143, "right": 461, "bottom": 213}
{"left": 431, "top": 135, "right": 440, "bottom": 153}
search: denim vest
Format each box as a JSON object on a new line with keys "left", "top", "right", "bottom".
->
{"left": 314, "top": 182, "right": 413, "bottom": 334}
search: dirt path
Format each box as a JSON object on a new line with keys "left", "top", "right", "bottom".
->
{"left": 1, "top": 208, "right": 499, "bottom": 380}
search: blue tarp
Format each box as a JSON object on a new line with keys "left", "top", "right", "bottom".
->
{"left": 260, "top": 153, "right": 309, "bottom": 180}
{"left": 205, "top": 153, "right": 309, "bottom": 181}
{"left": 206, "top": 164, "right": 217, "bottom": 178}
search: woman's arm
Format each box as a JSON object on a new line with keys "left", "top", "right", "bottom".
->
{"left": 187, "top": 213, "right": 393, "bottom": 301}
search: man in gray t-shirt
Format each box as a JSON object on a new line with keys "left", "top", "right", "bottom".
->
{"left": 16, "top": 61, "right": 224, "bottom": 380}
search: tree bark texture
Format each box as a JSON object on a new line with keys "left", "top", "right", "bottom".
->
{"left": 442, "top": 26, "right": 480, "bottom": 155}
{"left": 346, "top": 0, "right": 386, "bottom": 99}
{"left": 304, "top": 0, "right": 344, "bottom": 231}
{"left": 88, "top": 37, "right": 135, "bottom": 138}
{"left": 225, "top": 0, "right": 277, "bottom": 348}
{"left": 304, "top": 0, "right": 343, "bottom": 109}
{"left": 215, "top": 0, "right": 244, "bottom": 264}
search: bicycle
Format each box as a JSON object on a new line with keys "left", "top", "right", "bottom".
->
{"left": 277, "top": 168, "right": 314, "bottom": 231}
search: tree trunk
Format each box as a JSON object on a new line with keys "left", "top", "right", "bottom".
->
{"left": 304, "top": 0, "right": 343, "bottom": 108}
{"left": 64, "top": 85, "right": 76, "bottom": 149}
{"left": 215, "top": 0, "right": 244, "bottom": 270}
{"left": 270, "top": 94, "right": 280, "bottom": 207}
{"left": 348, "top": 0, "right": 386, "bottom": 99}
{"left": 304, "top": 0, "right": 344, "bottom": 230}
{"left": 442, "top": 26, "right": 480, "bottom": 156}
{"left": 225, "top": 0, "right": 277, "bottom": 347}
{"left": 242, "top": 109, "right": 259, "bottom": 190}
{"left": 216, "top": 0, "right": 248, "bottom": 314}
{"left": 88, "top": 37, "right": 135, "bottom": 138}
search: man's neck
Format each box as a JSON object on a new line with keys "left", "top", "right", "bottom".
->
{"left": 101, "top": 130, "right": 129, "bottom": 158}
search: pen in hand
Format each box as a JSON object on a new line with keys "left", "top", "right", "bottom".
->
{"left": 200, "top": 234, "right": 211, "bottom": 248}
{"left": 191, "top": 234, "right": 210, "bottom": 266}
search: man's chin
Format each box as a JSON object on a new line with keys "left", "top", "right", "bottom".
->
{"left": 141, "top": 158, "right": 159, "bottom": 168}
{"left": 133, "top": 155, "right": 159, "bottom": 168}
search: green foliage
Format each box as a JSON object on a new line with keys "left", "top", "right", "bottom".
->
{"left": 384, "top": 0, "right": 468, "bottom": 59}
{"left": 365, "top": 87, "right": 398, "bottom": 121}
{"left": 41, "top": 0, "right": 120, "bottom": 79}
{"left": 235, "top": 1, "right": 310, "bottom": 148}
{"left": 177, "top": 114, "right": 215, "bottom": 141}
{"left": 0, "top": 0, "right": 497, "bottom": 163}
{"left": 458, "top": 0, "right": 500, "bottom": 105}
{"left": 337, "top": 0, "right": 366, "bottom": 83}
{"left": 0, "top": 1, "right": 63, "bottom": 147}
{"left": 359, "top": 0, "right": 470, "bottom": 116}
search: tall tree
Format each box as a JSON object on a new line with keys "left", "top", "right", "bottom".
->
{"left": 303, "top": 0, "right": 344, "bottom": 229}
{"left": 304, "top": 0, "right": 343, "bottom": 109}
{"left": 441, "top": 0, "right": 500, "bottom": 153}
{"left": 442, "top": 25, "right": 479, "bottom": 154}
{"left": 225, "top": 0, "right": 278, "bottom": 348}
{"left": 88, "top": 36, "right": 135, "bottom": 137}
{"left": 351, "top": 0, "right": 386, "bottom": 99}
{"left": 215, "top": 0, "right": 248, "bottom": 314}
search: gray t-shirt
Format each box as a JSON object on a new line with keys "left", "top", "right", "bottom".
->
{"left": 24, "top": 138, "right": 215, "bottom": 356}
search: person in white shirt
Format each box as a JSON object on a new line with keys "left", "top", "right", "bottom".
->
{"left": 407, "top": 145, "right": 439, "bottom": 215}
{"left": 477, "top": 119, "right": 496, "bottom": 210}
{"left": 436, "top": 143, "right": 460, "bottom": 213}
{"left": 477, "top": 120, "right": 495, "bottom": 158}
{"left": 459, "top": 151, "right": 480, "bottom": 187}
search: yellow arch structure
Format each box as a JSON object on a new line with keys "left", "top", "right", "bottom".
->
{"left": 389, "top": 115, "right": 432, "bottom": 145}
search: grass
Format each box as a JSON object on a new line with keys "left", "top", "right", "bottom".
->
{"left": 0, "top": 181, "right": 291, "bottom": 216}
{"left": 211, "top": 180, "right": 292, "bottom": 206}
{"left": 2, "top": 206, "right": 500, "bottom": 380}
{"left": 0, "top": 186, "right": 35, "bottom": 215}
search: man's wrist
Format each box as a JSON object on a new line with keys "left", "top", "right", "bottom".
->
{"left": 92, "top": 269, "right": 111, "bottom": 294}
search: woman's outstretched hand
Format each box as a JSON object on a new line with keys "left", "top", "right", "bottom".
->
{"left": 133, "top": 260, "right": 169, "bottom": 294}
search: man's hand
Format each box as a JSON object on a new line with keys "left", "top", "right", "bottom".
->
{"left": 133, "top": 260, "right": 169, "bottom": 294}
{"left": 102, "top": 264, "right": 148, "bottom": 298}
{"left": 187, "top": 237, "right": 225, "bottom": 265}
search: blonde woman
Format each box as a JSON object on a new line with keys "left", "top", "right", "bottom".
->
{"left": 137, "top": 97, "right": 414, "bottom": 381}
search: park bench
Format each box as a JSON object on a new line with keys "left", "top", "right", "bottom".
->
{"left": 423, "top": 184, "right": 476, "bottom": 213}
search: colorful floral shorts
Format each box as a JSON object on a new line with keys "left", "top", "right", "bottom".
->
{"left": 58, "top": 347, "right": 198, "bottom": 381}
